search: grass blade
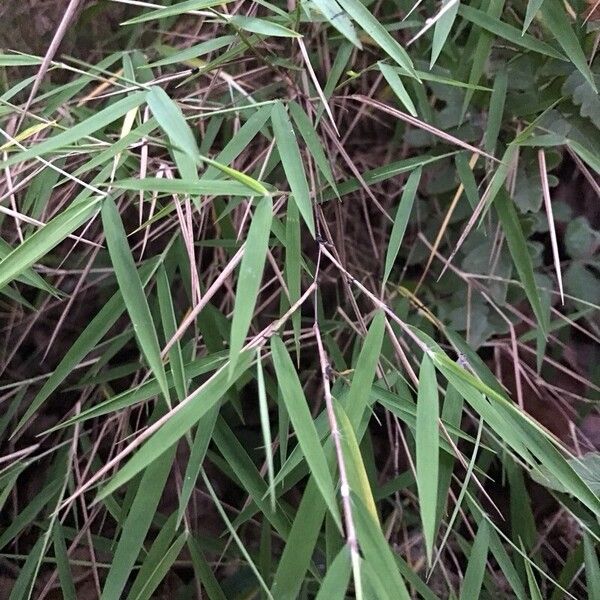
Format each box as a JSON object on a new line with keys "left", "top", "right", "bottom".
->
{"left": 431, "top": 0, "right": 460, "bottom": 68}
{"left": 335, "top": 0, "right": 417, "bottom": 77}
{"left": 0, "top": 91, "right": 146, "bottom": 167}
{"left": 0, "top": 197, "right": 100, "bottom": 290}
{"left": 383, "top": 167, "right": 421, "bottom": 285}
{"left": 229, "top": 195, "right": 273, "bottom": 373}
{"left": 460, "top": 521, "right": 490, "bottom": 599}
{"left": 495, "top": 189, "right": 549, "bottom": 336}
{"left": 102, "top": 196, "right": 170, "bottom": 404}
{"left": 315, "top": 546, "right": 352, "bottom": 600}
{"left": 416, "top": 352, "right": 440, "bottom": 567}
{"left": 271, "top": 102, "right": 315, "bottom": 236}
{"left": 541, "top": 2, "right": 597, "bottom": 91}
{"left": 96, "top": 351, "right": 253, "bottom": 500}
{"left": 147, "top": 86, "right": 199, "bottom": 161}
{"left": 271, "top": 336, "right": 341, "bottom": 529}
{"left": 379, "top": 63, "right": 417, "bottom": 117}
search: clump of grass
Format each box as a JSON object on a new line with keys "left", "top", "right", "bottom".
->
{"left": 0, "top": 1, "right": 599, "bottom": 598}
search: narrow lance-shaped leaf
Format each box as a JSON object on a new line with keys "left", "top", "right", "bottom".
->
{"left": 0, "top": 197, "right": 100, "bottom": 291}
{"left": 523, "top": 0, "right": 546, "bottom": 33}
{"left": 315, "top": 546, "right": 352, "bottom": 600}
{"left": 229, "top": 15, "right": 301, "bottom": 37}
{"left": 540, "top": 1, "right": 597, "bottom": 92}
{"left": 352, "top": 494, "right": 411, "bottom": 600}
{"left": 146, "top": 85, "right": 198, "bottom": 168}
{"left": 271, "top": 102, "right": 315, "bottom": 236}
{"left": 112, "top": 177, "right": 264, "bottom": 196}
{"left": 271, "top": 336, "right": 342, "bottom": 530}
{"left": 483, "top": 68, "right": 507, "bottom": 156}
{"left": 458, "top": 5, "right": 566, "bottom": 61}
{"left": 335, "top": 0, "right": 417, "bottom": 78}
{"left": 96, "top": 351, "right": 254, "bottom": 501}
{"left": 157, "top": 264, "right": 187, "bottom": 402}
{"left": 583, "top": 532, "right": 600, "bottom": 600}
{"left": 101, "top": 445, "right": 177, "bottom": 600}
{"left": 495, "top": 189, "right": 548, "bottom": 336}
{"left": 379, "top": 63, "right": 417, "bottom": 117}
{"left": 256, "top": 350, "right": 276, "bottom": 511}
{"left": 288, "top": 101, "right": 337, "bottom": 192}
{"left": 284, "top": 196, "right": 302, "bottom": 358}
{"left": 229, "top": 195, "right": 273, "bottom": 374}
{"left": 344, "top": 311, "right": 386, "bottom": 428}
{"left": 460, "top": 521, "right": 490, "bottom": 600}
{"left": 122, "top": 0, "right": 233, "bottom": 24}
{"left": 0, "top": 91, "right": 146, "bottom": 168}
{"left": 431, "top": 0, "right": 460, "bottom": 68}
{"left": 53, "top": 524, "right": 77, "bottom": 600}
{"left": 383, "top": 167, "right": 421, "bottom": 285}
{"left": 102, "top": 196, "right": 171, "bottom": 404}
{"left": 460, "top": 0, "right": 505, "bottom": 119}
{"left": 416, "top": 352, "right": 440, "bottom": 567}
{"left": 310, "top": 0, "right": 361, "bottom": 47}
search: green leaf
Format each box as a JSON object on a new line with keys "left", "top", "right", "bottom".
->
{"left": 483, "top": 68, "right": 507, "bottom": 156}
{"left": 522, "top": 540, "right": 543, "bottom": 600}
{"left": 458, "top": 5, "right": 566, "bottom": 61}
{"left": 284, "top": 197, "right": 302, "bottom": 357}
{"left": 126, "top": 513, "right": 178, "bottom": 600}
{"left": 201, "top": 155, "right": 270, "bottom": 195}
{"left": 271, "top": 102, "right": 315, "bottom": 236}
{"left": 379, "top": 62, "right": 417, "bottom": 117}
{"left": 344, "top": 311, "right": 385, "bottom": 428}
{"left": 187, "top": 536, "right": 228, "bottom": 600}
{"left": 147, "top": 86, "right": 199, "bottom": 161}
{"left": 0, "top": 238, "right": 60, "bottom": 297}
{"left": 431, "top": 0, "right": 460, "bottom": 68}
{"left": 523, "top": 0, "right": 546, "bottom": 33}
{"left": 315, "top": 546, "right": 352, "bottom": 600}
{"left": 0, "top": 480, "right": 61, "bottom": 551}
{"left": 0, "top": 91, "right": 146, "bottom": 168}
{"left": 257, "top": 351, "right": 276, "bottom": 511}
{"left": 147, "top": 37, "right": 237, "bottom": 68}
{"left": 157, "top": 265, "right": 187, "bottom": 402}
{"left": 0, "top": 197, "right": 100, "bottom": 291}
{"left": 176, "top": 406, "right": 219, "bottom": 527}
{"left": 353, "top": 494, "right": 411, "bottom": 600}
{"left": 460, "top": 521, "right": 490, "bottom": 600}
{"left": 102, "top": 196, "right": 170, "bottom": 404}
{"left": 229, "top": 16, "right": 300, "bottom": 38}
{"left": 271, "top": 336, "right": 341, "bottom": 529}
{"left": 335, "top": 0, "right": 417, "bottom": 77}
{"left": 229, "top": 195, "right": 273, "bottom": 373}
{"left": 460, "top": 0, "right": 504, "bottom": 119}
{"left": 383, "top": 167, "right": 421, "bottom": 285}
{"left": 14, "top": 262, "right": 155, "bottom": 434}
{"left": 100, "top": 436, "right": 176, "bottom": 599}
{"left": 567, "top": 139, "right": 600, "bottom": 176}
{"left": 123, "top": 0, "right": 234, "bottom": 24}
{"left": 288, "top": 101, "right": 337, "bottom": 192}
{"left": 128, "top": 525, "right": 187, "bottom": 600}
{"left": 540, "top": 1, "right": 597, "bottom": 91}
{"left": 310, "top": 0, "right": 361, "bottom": 47}
{"left": 0, "top": 54, "right": 42, "bottom": 66}
{"left": 52, "top": 524, "right": 77, "bottom": 600}
{"left": 584, "top": 532, "right": 600, "bottom": 600}
{"left": 416, "top": 352, "right": 439, "bottom": 566}
{"left": 96, "top": 351, "right": 253, "bottom": 500}
{"left": 212, "top": 418, "right": 291, "bottom": 537}
{"left": 495, "top": 189, "right": 548, "bottom": 336}
{"left": 270, "top": 477, "right": 327, "bottom": 600}
{"left": 112, "top": 177, "right": 264, "bottom": 196}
